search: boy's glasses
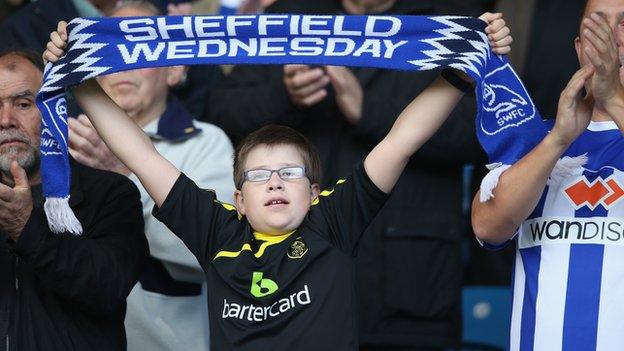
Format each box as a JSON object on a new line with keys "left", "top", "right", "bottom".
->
{"left": 243, "top": 166, "right": 307, "bottom": 184}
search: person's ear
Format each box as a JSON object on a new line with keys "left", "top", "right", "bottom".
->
{"left": 234, "top": 189, "right": 246, "bottom": 215}
{"left": 574, "top": 36, "right": 582, "bottom": 64}
{"left": 166, "top": 65, "right": 187, "bottom": 87}
{"left": 310, "top": 183, "right": 320, "bottom": 202}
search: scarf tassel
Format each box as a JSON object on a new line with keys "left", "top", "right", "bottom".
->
{"left": 479, "top": 155, "right": 588, "bottom": 203}
{"left": 479, "top": 163, "right": 511, "bottom": 202}
{"left": 44, "top": 197, "right": 83, "bottom": 235}
{"left": 547, "top": 154, "right": 588, "bottom": 186}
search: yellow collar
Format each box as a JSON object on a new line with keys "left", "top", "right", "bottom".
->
{"left": 253, "top": 230, "right": 295, "bottom": 244}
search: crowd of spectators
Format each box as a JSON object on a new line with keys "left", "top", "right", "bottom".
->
{"left": 0, "top": 0, "right": 591, "bottom": 350}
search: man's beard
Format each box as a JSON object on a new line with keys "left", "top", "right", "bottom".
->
{"left": 0, "top": 130, "right": 39, "bottom": 180}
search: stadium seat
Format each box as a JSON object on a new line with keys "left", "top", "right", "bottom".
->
{"left": 461, "top": 285, "right": 511, "bottom": 351}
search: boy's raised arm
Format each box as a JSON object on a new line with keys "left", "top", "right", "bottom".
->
{"left": 364, "top": 12, "right": 512, "bottom": 193}
{"left": 74, "top": 80, "right": 180, "bottom": 207}
{"left": 364, "top": 76, "right": 465, "bottom": 193}
{"left": 44, "top": 21, "right": 180, "bottom": 207}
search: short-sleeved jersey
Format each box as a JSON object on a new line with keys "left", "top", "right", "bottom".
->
{"left": 153, "top": 162, "right": 388, "bottom": 351}
{"left": 509, "top": 121, "right": 624, "bottom": 351}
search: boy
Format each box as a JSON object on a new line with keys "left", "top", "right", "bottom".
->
{"left": 44, "top": 14, "right": 511, "bottom": 350}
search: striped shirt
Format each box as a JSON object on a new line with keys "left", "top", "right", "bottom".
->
{"left": 510, "top": 120, "right": 624, "bottom": 351}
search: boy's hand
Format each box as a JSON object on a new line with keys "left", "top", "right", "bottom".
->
{"left": 480, "top": 12, "right": 512, "bottom": 55}
{"left": 445, "top": 12, "right": 512, "bottom": 88}
{"left": 43, "top": 21, "right": 68, "bottom": 64}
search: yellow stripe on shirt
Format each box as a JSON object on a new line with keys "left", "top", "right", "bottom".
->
{"left": 312, "top": 178, "right": 346, "bottom": 206}
{"left": 213, "top": 231, "right": 295, "bottom": 260}
{"left": 213, "top": 243, "right": 252, "bottom": 259}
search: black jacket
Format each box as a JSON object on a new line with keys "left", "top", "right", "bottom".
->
{"left": 0, "top": 0, "right": 75, "bottom": 52}
{"left": 0, "top": 161, "right": 148, "bottom": 351}
{"left": 203, "top": 0, "right": 491, "bottom": 348}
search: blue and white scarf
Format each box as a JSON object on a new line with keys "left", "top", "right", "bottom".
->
{"left": 37, "top": 14, "right": 552, "bottom": 234}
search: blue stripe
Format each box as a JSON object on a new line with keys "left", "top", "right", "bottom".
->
{"left": 527, "top": 185, "right": 548, "bottom": 220}
{"left": 562, "top": 244, "right": 604, "bottom": 351}
{"left": 573, "top": 129, "right": 623, "bottom": 170}
{"left": 508, "top": 244, "right": 517, "bottom": 350}
{"left": 519, "top": 246, "right": 541, "bottom": 351}
{"left": 561, "top": 168, "right": 608, "bottom": 351}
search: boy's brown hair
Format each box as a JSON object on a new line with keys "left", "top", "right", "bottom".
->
{"left": 233, "top": 125, "right": 322, "bottom": 189}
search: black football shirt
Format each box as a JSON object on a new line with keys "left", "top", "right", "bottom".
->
{"left": 153, "top": 162, "right": 388, "bottom": 350}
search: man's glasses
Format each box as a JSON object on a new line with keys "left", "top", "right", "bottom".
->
{"left": 243, "top": 166, "right": 307, "bottom": 185}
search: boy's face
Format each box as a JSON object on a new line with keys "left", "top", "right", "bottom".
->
{"left": 235, "top": 144, "right": 320, "bottom": 235}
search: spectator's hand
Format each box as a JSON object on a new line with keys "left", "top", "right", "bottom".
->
{"left": 69, "top": 115, "right": 130, "bottom": 175}
{"left": 581, "top": 12, "right": 624, "bottom": 106}
{"left": 283, "top": 64, "right": 331, "bottom": 108}
{"left": 43, "top": 21, "right": 68, "bottom": 64}
{"left": 167, "top": 2, "right": 193, "bottom": 16}
{"left": 0, "top": 161, "right": 33, "bottom": 242}
{"left": 551, "top": 65, "right": 595, "bottom": 146}
{"left": 325, "top": 66, "right": 363, "bottom": 124}
{"left": 479, "top": 12, "right": 513, "bottom": 55}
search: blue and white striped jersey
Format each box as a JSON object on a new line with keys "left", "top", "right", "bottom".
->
{"left": 510, "top": 120, "right": 624, "bottom": 351}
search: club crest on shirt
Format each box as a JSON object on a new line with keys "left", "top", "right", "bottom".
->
{"left": 287, "top": 237, "right": 308, "bottom": 259}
